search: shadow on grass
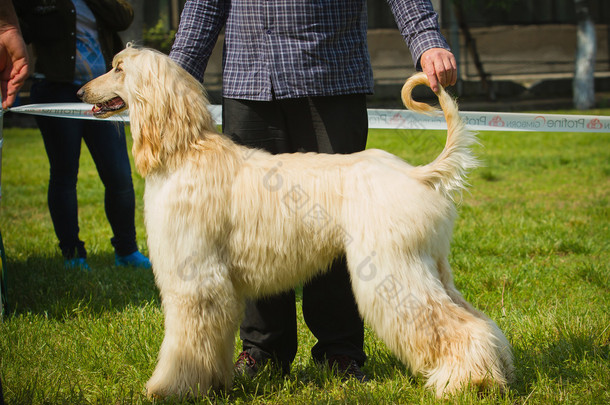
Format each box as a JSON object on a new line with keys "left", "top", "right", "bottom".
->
{"left": 3, "top": 252, "right": 159, "bottom": 319}
{"left": 11, "top": 253, "right": 607, "bottom": 403}
{"left": 511, "top": 333, "right": 610, "bottom": 398}
{"left": 199, "top": 359, "right": 419, "bottom": 405}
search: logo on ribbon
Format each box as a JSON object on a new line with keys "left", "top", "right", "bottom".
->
{"left": 489, "top": 116, "right": 506, "bottom": 127}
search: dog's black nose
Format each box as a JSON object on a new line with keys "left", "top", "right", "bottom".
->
{"left": 76, "top": 87, "right": 85, "bottom": 100}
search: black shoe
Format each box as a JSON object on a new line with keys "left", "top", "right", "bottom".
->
{"left": 327, "top": 355, "right": 369, "bottom": 383}
{"left": 234, "top": 351, "right": 259, "bottom": 378}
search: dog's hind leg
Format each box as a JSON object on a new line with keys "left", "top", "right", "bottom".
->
{"left": 435, "top": 257, "right": 515, "bottom": 390}
{"left": 145, "top": 260, "right": 243, "bottom": 399}
{"left": 347, "top": 250, "right": 511, "bottom": 396}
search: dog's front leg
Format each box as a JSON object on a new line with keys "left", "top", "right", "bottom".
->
{"left": 145, "top": 263, "right": 243, "bottom": 399}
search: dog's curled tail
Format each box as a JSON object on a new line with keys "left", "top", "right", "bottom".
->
{"left": 401, "top": 73, "right": 478, "bottom": 199}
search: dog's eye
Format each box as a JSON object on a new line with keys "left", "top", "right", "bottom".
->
{"left": 114, "top": 66, "right": 123, "bottom": 73}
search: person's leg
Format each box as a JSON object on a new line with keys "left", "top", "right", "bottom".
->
{"left": 280, "top": 94, "right": 368, "bottom": 367}
{"left": 222, "top": 97, "right": 293, "bottom": 154}
{"left": 82, "top": 121, "right": 138, "bottom": 257}
{"left": 223, "top": 98, "right": 298, "bottom": 373}
{"left": 280, "top": 94, "right": 368, "bottom": 155}
{"left": 30, "top": 80, "right": 87, "bottom": 260}
{"left": 224, "top": 95, "right": 369, "bottom": 374}
{"left": 239, "top": 291, "right": 297, "bottom": 374}
{"left": 304, "top": 259, "right": 366, "bottom": 366}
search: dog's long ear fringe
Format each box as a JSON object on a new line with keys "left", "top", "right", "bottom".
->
{"left": 401, "top": 73, "right": 479, "bottom": 200}
{"left": 120, "top": 47, "right": 217, "bottom": 176}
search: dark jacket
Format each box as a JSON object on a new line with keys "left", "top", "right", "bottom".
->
{"left": 14, "top": 0, "right": 133, "bottom": 82}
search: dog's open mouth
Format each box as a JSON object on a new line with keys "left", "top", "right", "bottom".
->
{"left": 92, "top": 97, "right": 126, "bottom": 116}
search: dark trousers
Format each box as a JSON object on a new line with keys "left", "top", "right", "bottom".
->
{"left": 30, "top": 80, "right": 138, "bottom": 259}
{"left": 222, "top": 94, "right": 369, "bottom": 373}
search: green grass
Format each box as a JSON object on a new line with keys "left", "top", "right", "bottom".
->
{"left": 0, "top": 110, "right": 609, "bottom": 404}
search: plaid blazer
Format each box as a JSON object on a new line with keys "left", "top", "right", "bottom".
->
{"left": 170, "top": 0, "right": 450, "bottom": 100}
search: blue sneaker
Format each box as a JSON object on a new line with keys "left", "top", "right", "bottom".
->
{"left": 115, "top": 251, "right": 151, "bottom": 269}
{"left": 64, "top": 257, "right": 91, "bottom": 272}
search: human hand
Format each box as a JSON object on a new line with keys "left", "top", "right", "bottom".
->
{"left": 0, "top": 27, "right": 29, "bottom": 109}
{"left": 420, "top": 48, "right": 457, "bottom": 93}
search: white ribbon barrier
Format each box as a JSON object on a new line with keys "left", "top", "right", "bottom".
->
{"left": 8, "top": 103, "right": 129, "bottom": 122}
{"left": 368, "top": 109, "right": 610, "bottom": 133}
{"left": 5, "top": 103, "right": 610, "bottom": 133}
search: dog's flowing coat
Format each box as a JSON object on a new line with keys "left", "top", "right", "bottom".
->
{"left": 79, "top": 46, "right": 514, "bottom": 398}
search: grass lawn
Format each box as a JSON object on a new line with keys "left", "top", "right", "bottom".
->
{"left": 0, "top": 110, "right": 608, "bottom": 404}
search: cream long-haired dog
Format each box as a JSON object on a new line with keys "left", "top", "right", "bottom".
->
{"left": 78, "top": 46, "right": 513, "bottom": 399}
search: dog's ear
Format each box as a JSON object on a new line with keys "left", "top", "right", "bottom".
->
{"left": 121, "top": 48, "right": 217, "bottom": 176}
{"left": 130, "top": 113, "right": 162, "bottom": 176}
{"left": 122, "top": 51, "right": 170, "bottom": 176}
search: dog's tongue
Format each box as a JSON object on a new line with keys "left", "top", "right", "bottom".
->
{"left": 105, "top": 97, "right": 124, "bottom": 108}
{"left": 91, "top": 97, "right": 124, "bottom": 114}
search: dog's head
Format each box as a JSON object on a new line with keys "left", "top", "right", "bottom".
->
{"left": 78, "top": 45, "right": 217, "bottom": 176}
{"left": 77, "top": 47, "right": 134, "bottom": 118}
{"left": 78, "top": 44, "right": 176, "bottom": 118}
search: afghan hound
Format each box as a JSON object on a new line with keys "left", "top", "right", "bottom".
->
{"left": 78, "top": 46, "right": 514, "bottom": 399}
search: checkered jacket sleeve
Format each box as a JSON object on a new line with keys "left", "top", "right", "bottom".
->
{"left": 388, "top": 0, "right": 451, "bottom": 69}
{"left": 169, "top": 0, "right": 229, "bottom": 82}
